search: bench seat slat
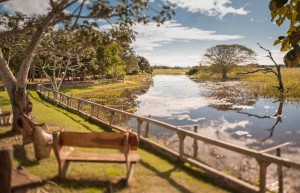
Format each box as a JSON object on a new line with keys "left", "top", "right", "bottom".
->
{"left": 61, "top": 132, "right": 125, "bottom": 149}
{"left": 66, "top": 152, "right": 140, "bottom": 163}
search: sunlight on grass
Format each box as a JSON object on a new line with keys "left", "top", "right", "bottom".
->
{"left": 0, "top": 90, "right": 229, "bottom": 193}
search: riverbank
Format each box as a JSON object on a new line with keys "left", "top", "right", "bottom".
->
{"left": 60, "top": 75, "right": 153, "bottom": 112}
{"left": 0, "top": 90, "right": 230, "bottom": 193}
{"left": 193, "top": 67, "right": 300, "bottom": 100}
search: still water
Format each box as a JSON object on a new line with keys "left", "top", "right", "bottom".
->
{"left": 135, "top": 75, "right": 300, "bottom": 154}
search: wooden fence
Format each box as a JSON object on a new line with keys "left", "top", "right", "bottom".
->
{"left": 37, "top": 84, "right": 300, "bottom": 193}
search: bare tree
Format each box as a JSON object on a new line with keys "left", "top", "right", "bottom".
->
{"left": 237, "top": 43, "right": 284, "bottom": 92}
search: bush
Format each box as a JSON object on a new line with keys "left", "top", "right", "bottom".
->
{"left": 186, "top": 66, "right": 199, "bottom": 75}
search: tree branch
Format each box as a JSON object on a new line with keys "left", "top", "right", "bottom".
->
{"left": 16, "top": 0, "right": 70, "bottom": 86}
{"left": 257, "top": 43, "right": 278, "bottom": 67}
{"left": 72, "top": 0, "right": 86, "bottom": 30}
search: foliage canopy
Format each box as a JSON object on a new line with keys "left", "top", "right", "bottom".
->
{"left": 202, "top": 44, "right": 257, "bottom": 79}
{"left": 269, "top": 0, "right": 300, "bottom": 67}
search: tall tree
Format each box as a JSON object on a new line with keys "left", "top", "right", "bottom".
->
{"left": 120, "top": 47, "right": 139, "bottom": 75}
{"left": 0, "top": 0, "right": 175, "bottom": 133}
{"left": 202, "top": 44, "right": 257, "bottom": 79}
{"left": 35, "top": 28, "right": 99, "bottom": 92}
{"left": 137, "top": 56, "right": 151, "bottom": 74}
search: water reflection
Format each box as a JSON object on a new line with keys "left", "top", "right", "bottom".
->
{"left": 135, "top": 75, "right": 300, "bottom": 192}
{"left": 238, "top": 99, "right": 283, "bottom": 143}
{"left": 136, "top": 75, "right": 300, "bottom": 149}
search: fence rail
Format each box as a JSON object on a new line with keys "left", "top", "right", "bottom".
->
{"left": 36, "top": 84, "right": 300, "bottom": 193}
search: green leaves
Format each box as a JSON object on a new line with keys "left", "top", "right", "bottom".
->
{"left": 270, "top": 0, "right": 300, "bottom": 65}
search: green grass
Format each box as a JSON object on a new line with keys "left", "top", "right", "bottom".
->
{"left": 0, "top": 90, "right": 230, "bottom": 193}
{"left": 61, "top": 75, "right": 152, "bottom": 111}
{"left": 240, "top": 67, "right": 300, "bottom": 100}
{"left": 194, "top": 66, "right": 300, "bottom": 100}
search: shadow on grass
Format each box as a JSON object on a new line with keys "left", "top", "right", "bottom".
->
{"left": 0, "top": 129, "right": 15, "bottom": 139}
{"left": 139, "top": 146, "right": 225, "bottom": 192}
{"left": 28, "top": 92, "right": 95, "bottom": 132}
{"left": 48, "top": 176, "right": 127, "bottom": 193}
{"left": 13, "top": 144, "right": 40, "bottom": 167}
{"left": 139, "top": 159, "right": 193, "bottom": 193}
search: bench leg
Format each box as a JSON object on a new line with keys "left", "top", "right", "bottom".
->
{"left": 59, "top": 161, "right": 71, "bottom": 179}
{"left": 126, "top": 163, "right": 135, "bottom": 186}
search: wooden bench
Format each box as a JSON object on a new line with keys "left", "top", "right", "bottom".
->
{"left": 52, "top": 131, "right": 140, "bottom": 184}
{"left": 18, "top": 114, "right": 53, "bottom": 159}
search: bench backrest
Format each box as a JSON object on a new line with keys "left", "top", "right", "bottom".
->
{"left": 57, "top": 131, "right": 139, "bottom": 150}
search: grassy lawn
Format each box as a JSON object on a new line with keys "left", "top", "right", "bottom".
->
{"left": 61, "top": 75, "right": 152, "bottom": 111}
{"left": 0, "top": 90, "right": 230, "bottom": 193}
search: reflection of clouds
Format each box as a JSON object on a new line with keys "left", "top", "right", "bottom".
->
{"left": 217, "top": 116, "right": 250, "bottom": 131}
{"left": 198, "top": 116, "right": 251, "bottom": 132}
{"left": 231, "top": 105, "right": 254, "bottom": 110}
{"left": 136, "top": 93, "right": 208, "bottom": 117}
{"left": 177, "top": 114, "right": 206, "bottom": 122}
{"left": 136, "top": 75, "right": 251, "bottom": 117}
{"left": 136, "top": 75, "right": 211, "bottom": 117}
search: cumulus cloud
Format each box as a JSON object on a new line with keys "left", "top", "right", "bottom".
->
{"left": 131, "top": 20, "right": 243, "bottom": 52}
{"left": 166, "top": 0, "right": 249, "bottom": 19}
{"left": 2, "top": 0, "right": 50, "bottom": 15}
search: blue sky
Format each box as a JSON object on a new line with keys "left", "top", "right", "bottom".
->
{"left": 1, "top": 0, "right": 288, "bottom": 67}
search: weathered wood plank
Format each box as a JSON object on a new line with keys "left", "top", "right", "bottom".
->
{"left": 60, "top": 132, "right": 139, "bottom": 150}
{"left": 61, "top": 132, "right": 125, "bottom": 149}
{"left": 0, "top": 147, "right": 13, "bottom": 193}
{"left": 259, "top": 142, "right": 290, "bottom": 153}
{"left": 66, "top": 152, "right": 140, "bottom": 163}
{"left": 11, "top": 166, "right": 42, "bottom": 189}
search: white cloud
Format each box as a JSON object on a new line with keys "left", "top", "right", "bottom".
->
{"left": 166, "top": 0, "right": 249, "bottom": 19}
{"left": 2, "top": 0, "right": 50, "bottom": 15}
{"left": 131, "top": 20, "right": 243, "bottom": 52}
{"left": 257, "top": 49, "right": 285, "bottom": 65}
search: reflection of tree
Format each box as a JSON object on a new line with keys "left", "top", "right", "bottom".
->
{"left": 238, "top": 99, "right": 284, "bottom": 142}
{"left": 206, "top": 82, "right": 256, "bottom": 111}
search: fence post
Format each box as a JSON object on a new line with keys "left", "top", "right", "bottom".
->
{"left": 91, "top": 104, "right": 94, "bottom": 117}
{"left": 137, "top": 119, "right": 143, "bottom": 138}
{"left": 178, "top": 131, "right": 186, "bottom": 161}
{"left": 0, "top": 147, "right": 13, "bottom": 193}
{"left": 193, "top": 125, "right": 198, "bottom": 158}
{"left": 109, "top": 111, "right": 115, "bottom": 125}
{"left": 96, "top": 106, "right": 101, "bottom": 118}
{"left": 257, "top": 159, "right": 271, "bottom": 193}
{"left": 66, "top": 97, "right": 70, "bottom": 107}
{"left": 118, "top": 112, "right": 122, "bottom": 125}
{"left": 59, "top": 93, "right": 62, "bottom": 103}
{"left": 277, "top": 148, "right": 283, "bottom": 193}
{"left": 144, "top": 115, "right": 151, "bottom": 138}
{"left": 77, "top": 99, "right": 81, "bottom": 112}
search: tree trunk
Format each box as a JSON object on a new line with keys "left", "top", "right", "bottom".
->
{"left": 276, "top": 66, "right": 284, "bottom": 92}
{"left": 222, "top": 70, "right": 228, "bottom": 79}
{"left": 8, "top": 84, "right": 33, "bottom": 141}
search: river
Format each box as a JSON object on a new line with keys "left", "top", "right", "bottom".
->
{"left": 134, "top": 75, "right": 300, "bottom": 191}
